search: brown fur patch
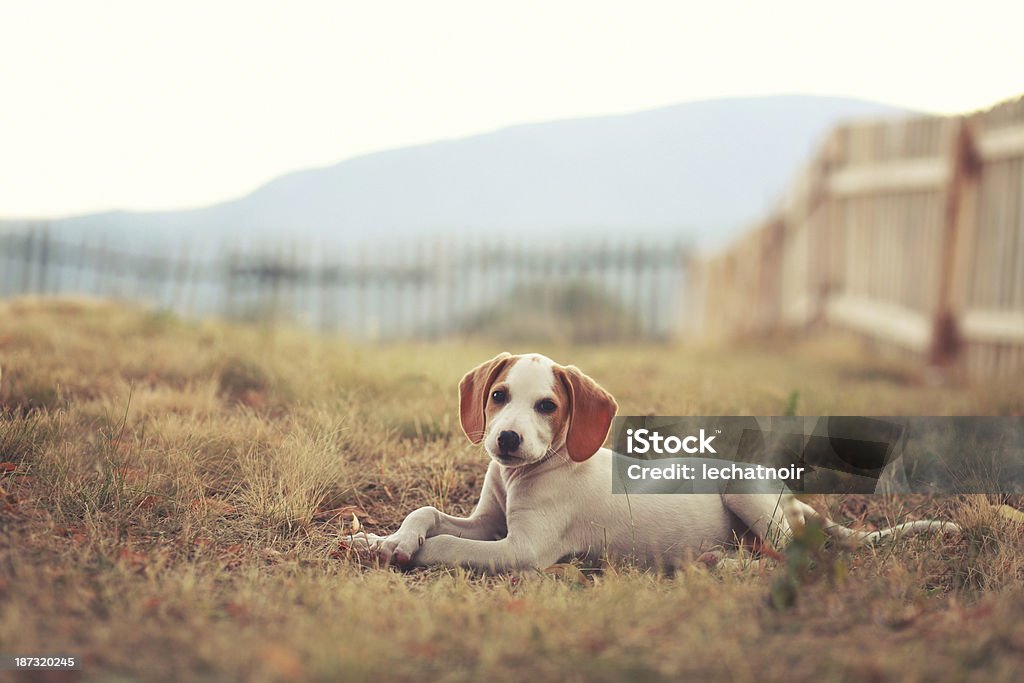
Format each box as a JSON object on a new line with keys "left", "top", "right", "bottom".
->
{"left": 459, "top": 353, "right": 513, "bottom": 444}
{"left": 482, "top": 362, "right": 516, "bottom": 428}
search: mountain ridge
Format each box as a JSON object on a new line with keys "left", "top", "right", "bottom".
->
{"left": 6, "top": 95, "right": 912, "bottom": 249}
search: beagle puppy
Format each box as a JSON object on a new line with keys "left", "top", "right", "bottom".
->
{"left": 350, "top": 353, "right": 958, "bottom": 573}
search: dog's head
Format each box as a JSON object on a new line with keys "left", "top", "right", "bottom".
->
{"left": 458, "top": 353, "right": 618, "bottom": 467}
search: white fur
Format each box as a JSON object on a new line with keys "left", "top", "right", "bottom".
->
{"left": 351, "top": 354, "right": 959, "bottom": 573}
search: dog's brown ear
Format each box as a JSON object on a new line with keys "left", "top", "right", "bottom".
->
{"left": 459, "top": 352, "right": 513, "bottom": 444}
{"left": 557, "top": 365, "right": 618, "bottom": 462}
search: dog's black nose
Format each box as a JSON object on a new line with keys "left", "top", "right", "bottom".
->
{"left": 497, "top": 430, "right": 521, "bottom": 454}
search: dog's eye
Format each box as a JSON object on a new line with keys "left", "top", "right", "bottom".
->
{"left": 491, "top": 389, "right": 508, "bottom": 404}
{"left": 535, "top": 399, "right": 557, "bottom": 414}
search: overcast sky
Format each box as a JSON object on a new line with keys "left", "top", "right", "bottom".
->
{"left": 2, "top": 0, "right": 1022, "bottom": 218}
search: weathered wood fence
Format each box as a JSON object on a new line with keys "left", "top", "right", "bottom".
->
{"left": 688, "top": 95, "right": 1024, "bottom": 380}
{"left": 0, "top": 231, "right": 690, "bottom": 342}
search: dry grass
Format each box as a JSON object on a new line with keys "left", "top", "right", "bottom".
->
{"left": 1, "top": 297, "right": 1023, "bottom": 683}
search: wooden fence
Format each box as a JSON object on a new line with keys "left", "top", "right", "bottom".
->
{"left": 0, "top": 230, "right": 690, "bottom": 342}
{"left": 688, "top": 95, "right": 1024, "bottom": 380}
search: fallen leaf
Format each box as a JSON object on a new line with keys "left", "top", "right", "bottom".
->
{"left": 259, "top": 644, "right": 305, "bottom": 681}
{"left": 409, "top": 642, "right": 439, "bottom": 659}
{"left": 505, "top": 599, "right": 527, "bottom": 614}
{"left": 239, "top": 390, "right": 266, "bottom": 409}
{"left": 313, "top": 505, "right": 375, "bottom": 523}
{"left": 224, "top": 601, "right": 249, "bottom": 620}
{"left": 117, "top": 547, "right": 148, "bottom": 570}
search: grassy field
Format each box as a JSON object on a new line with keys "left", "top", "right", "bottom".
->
{"left": 1, "top": 297, "right": 1024, "bottom": 683}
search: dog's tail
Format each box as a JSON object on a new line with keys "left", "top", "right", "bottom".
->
{"left": 783, "top": 498, "right": 960, "bottom": 546}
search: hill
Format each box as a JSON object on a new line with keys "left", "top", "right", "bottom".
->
{"left": 25, "top": 95, "right": 908, "bottom": 249}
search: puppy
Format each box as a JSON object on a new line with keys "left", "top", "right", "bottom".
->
{"left": 350, "top": 353, "right": 958, "bottom": 573}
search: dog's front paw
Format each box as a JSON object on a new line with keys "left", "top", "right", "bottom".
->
{"left": 342, "top": 531, "right": 387, "bottom": 550}
{"left": 376, "top": 531, "right": 424, "bottom": 567}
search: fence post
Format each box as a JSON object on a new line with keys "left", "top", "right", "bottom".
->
{"left": 224, "top": 249, "right": 238, "bottom": 320}
{"left": 317, "top": 241, "right": 330, "bottom": 332}
{"left": 171, "top": 242, "right": 189, "bottom": 313}
{"left": 930, "top": 117, "right": 982, "bottom": 367}
{"left": 36, "top": 224, "right": 52, "bottom": 294}
{"left": 20, "top": 229, "right": 36, "bottom": 294}
{"left": 0, "top": 231, "right": 10, "bottom": 296}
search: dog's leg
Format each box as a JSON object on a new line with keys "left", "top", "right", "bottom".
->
{"left": 411, "top": 534, "right": 565, "bottom": 574}
{"left": 351, "top": 507, "right": 567, "bottom": 573}
{"left": 410, "top": 490, "right": 578, "bottom": 573}
{"left": 721, "top": 492, "right": 793, "bottom": 552}
{"left": 357, "top": 463, "right": 509, "bottom": 565}
{"left": 375, "top": 504, "right": 507, "bottom": 565}
{"left": 790, "top": 498, "right": 961, "bottom": 545}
